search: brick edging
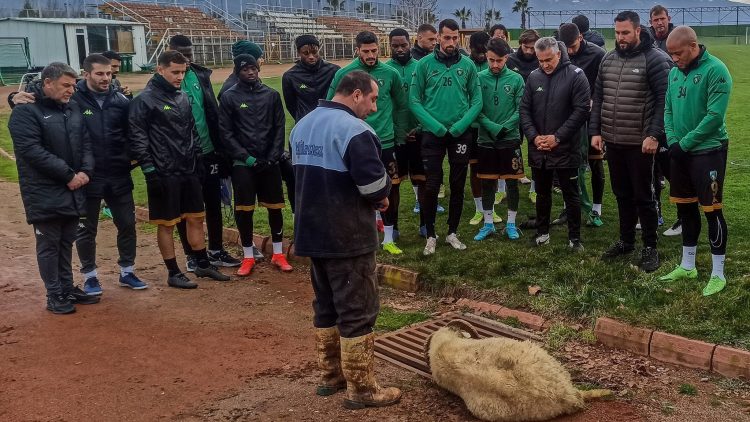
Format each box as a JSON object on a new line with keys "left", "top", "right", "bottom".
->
{"left": 134, "top": 206, "right": 421, "bottom": 291}
{"left": 456, "top": 297, "right": 750, "bottom": 380}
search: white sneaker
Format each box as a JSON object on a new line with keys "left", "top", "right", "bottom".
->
{"left": 534, "top": 233, "right": 550, "bottom": 246}
{"left": 445, "top": 233, "right": 467, "bottom": 250}
{"left": 520, "top": 177, "right": 532, "bottom": 184}
{"left": 635, "top": 222, "right": 642, "bottom": 230}
{"left": 423, "top": 237, "right": 437, "bottom": 255}
{"left": 663, "top": 221, "right": 682, "bottom": 236}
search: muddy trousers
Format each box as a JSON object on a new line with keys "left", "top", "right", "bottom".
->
{"left": 33, "top": 217, "right": 78, "bottom": 297}
{"left": 76, "top": 192, "right": 137, "bottom": 274}
{"left": 310, "top": 252, "right": 379, "bottom": 338}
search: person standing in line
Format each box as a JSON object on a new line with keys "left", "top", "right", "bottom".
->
{"left": 9, "top": 62, "right": 99, "bottom": 314}
{"left": 590, "top": 11, "right": 672, "bottom": 272}
{"left": 411, "top": 24, "right": 438, "bottom": 61}
{"left": 658, "top": 26, "right": 732, "bottom": 296}
{"left": 410, "top": 19, "right": 483, "bottom": 255}
{"left": 291, "top": 71, "right": 401, "bottom": 409}
{"left": 519, "top": 37, "right": 590, "bottom": 251}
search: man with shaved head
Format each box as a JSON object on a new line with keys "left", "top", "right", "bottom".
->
{"left": 659, "top": 26, "right": 733, "bottom": 296}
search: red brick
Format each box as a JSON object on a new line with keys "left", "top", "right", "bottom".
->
{"left": 594, "top": 317, "right": 653, "bottom": 356}
{"left": 649, "top": 331, "right": 715, "bottom": 370}
{"left": 712, "top": 346, "right": 750, "bottom": 379}
{"left": 222, "top": 227, "right": 240, "bottom": 246}
{"left": 376, "top": 264, "right": 420, "bottom": 292}
{"left": 286, "top": 242, "right": 310, "bottom": 265}
{"left": 491, "top": 307, "right": 546, "bottom": 331}
{"left": 135, "top": 206, "right": 149, "bottom": 222}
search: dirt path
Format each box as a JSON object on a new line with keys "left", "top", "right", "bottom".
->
{"left": 0, "top": 180, "right": 746, "bottom": 421}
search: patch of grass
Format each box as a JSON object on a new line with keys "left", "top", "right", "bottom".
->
{"left": 374, "top": 306, "right": 430, "bottom": 332}
{"left": 579, "top": 329, "right": 598, "bottom": 344}
{"left": 678, "top": 383, "right": 698, "bottom": 396}
{"left": 660, "top": 401, "right": 676, "bottom": 416}
{"left": 546, "top": 323, "right": 579, "bottom": 351}
{"left": 575, "top": 382, "right": 603, "bottom": 391}
{"left": 0, "top": 114, "right": 18, "bottom": 182}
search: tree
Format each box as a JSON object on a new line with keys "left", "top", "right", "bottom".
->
{"left": 512, "top": 0, "right": 529, "bottom": 30}
{"left": 357, "top": 1, "right": 377, "bottom": 17}
{"left": 484, "top": 8, "right": 501, "bottom": 31}
{"left": 323, "top": 0, "right": 345, "bottom": 15}
{"left": 452, "top": 7, "right": 472, "bottom": 29}
{"left": 19, "top": 0, "right": 39, "bottom": 17}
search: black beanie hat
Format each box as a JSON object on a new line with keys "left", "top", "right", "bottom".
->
{"left": 295, "top": 34, "right": 320, "bottom": 50}
{"left": 234, "top": 54, "right": 257, "bottom": 74}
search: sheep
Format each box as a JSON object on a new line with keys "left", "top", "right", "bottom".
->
{"left": 424, "top": 319, "right": 611, "bottom": 422}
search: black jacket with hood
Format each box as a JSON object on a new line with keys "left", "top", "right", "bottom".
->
{"left": 128, "top": 75, "right": 200, "bottom": 176}
{"left": 506, "top": 48, "right": 539, "bottom": 81}
{"left": 8, "top": 83, "right": 94, "bottom": 224}
{"left": 520, "top": 44, "right": 591, "bottom": 169}
{"left": 218, "top": 79, "right": 286, "bottom": 164}
{"left": 281, "top": 59, "right": 339, "bottom": 122}
{"left": 568, "top": 39, "right": 606, "bottom": 97}
{"left": 72, "top": 79, "right": 133, "bottom": 197}
{"left": 411, "top": 43, "right": 431, "bottom": 61}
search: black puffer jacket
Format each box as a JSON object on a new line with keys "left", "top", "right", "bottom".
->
{"left": 520, "top": 45, "right": 591, "bottom": 169}
{"left": 218, "top": 80, "right": 285, "bottom": 164}
{"left": 589, "top": 27, "right": 673, "bottom": 146}
{"left": 8, "top": 84, "right": 94, "bottom": 224}
{"left": 73, "top": 79, "right": 132, "bottom": 197}
{"left": 506, "top": 49, "right": 539, "bottom": 81}
{"left": 128, "top": 75, "right": 200, "bottom": 176}
{"left": 568, "top": 40, "right": 606, "bottom": 97}
{"left": 282, "top": 59, "right": 340, "bottom": 122}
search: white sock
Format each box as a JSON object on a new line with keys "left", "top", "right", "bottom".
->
{"left": 242, "top": 246, "right": 254, "bottom": 259}
{"left": 413, "top": 185, "right": 419, "bottom": 201}
{"left": 474, "top": 197, "right": 483, "bottom": 213}
{"left": 84, "top": 269, "right": 97, "bottom": 280}
{"left": 120, "top": 266, "right": 134, "bottom": 277}
{"left": 383, "top": 226, "right": 394, "bottom": 244}
{"left": 530, "top": 181, "right": 536, "bottom": 193}
{"left": 375, "top": 211, "right": 382, "bottom": 221}
{"left": 273, "top": 242, "right": 283, "bottom": 255}
{"left": 483, "top": 209, "right": 493, "bottom": 224}
{"left": 592, "top": 203, "right": 602, "bottom": 214}
{"left": 497, "top": 179, "right": 506, "bottom": 193}
{"left": 507, "top": 210, "right": 517, "bottom": 224}
{"left": 681, "top": 246, "right": 697, "bottom": 270}
{"left": 711, "top": 254, "right": 725, "bottom": 279}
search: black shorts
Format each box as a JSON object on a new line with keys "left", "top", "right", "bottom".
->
{"left": 147, "top": 174, "right": 205, "bottom": 226}
{"left": 232, "top": 164, "right": 286, "bottom": 211}
{"left": 421, "top": 131, "right": 472, "bottom": 167}
{"left": 397, "top": 135, "right": 425, "bottom": 182}
{"left": 469, "top": 127, "right": 480, "bottom": 164}
{"left": 380, "top": 146, "right": 402, "bottom": 185}
{"left": 669, "top": 148, "right": 727, "bottom": 212}
{"left": 476, "top": 143, "right": 525, "bottom": 180}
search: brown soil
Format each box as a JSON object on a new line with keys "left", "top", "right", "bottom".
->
{"left": 0, "top": 179, "right": 748, "bottom": 421}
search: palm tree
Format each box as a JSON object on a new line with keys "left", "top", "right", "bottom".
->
{"left": 512, "top": 0, "right": 529, "bottom": 29}
{"left": 324, "top": 0, "right": 346, "bottom": 15}
{"left": 484, "top": 8, "right": 501, "bottom": 30}
{"left": 452, "top": 7, "right": 472, "bottom": 29}
{"left": 357, "top": 1, "right": 377, "bottom": 17}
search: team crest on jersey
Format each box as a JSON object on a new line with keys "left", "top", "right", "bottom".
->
{"left": 240, "top": 103, "right": 248, "bottom": 109}
{"left": 504, "top": 84, "right": 511, "bottom": 94}
{"left": 83, "top": 109, "right": 93, "bottom": 116}
{"left": 693, "top": 74, "right": 702, "bottom": 84}
{"left": 457, "top": 68, "right": 465, "bottom": 76}
{"left": 377, "top": 79, "right": 385, "bottom": 86}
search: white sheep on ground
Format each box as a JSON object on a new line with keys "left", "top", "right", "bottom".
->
{"left": 424, "top": 319, "right": 610, "bottom": 422}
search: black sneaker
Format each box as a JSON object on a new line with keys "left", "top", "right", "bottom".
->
{"left": 568, "top": 239, "right": 585, "bottom": 253}
{"left": 194, "top": 264, "right": 230, "bottom": 281}
{"left": 639, "top": 247, "right": 660, "bottom": 273}
{"left": 47, "top": 294, "right": 76, "bottom": 314}
{"left": 185, "top": 257, "right": 196, "bottom": 273}
{"left": 167, "top": 273, "right": 198, "bottom": 289}
{"left": 551, "top": 209, "right": 567, "bottom": 225}
{"left": 601, "top": 240, "right": 635, "bottom": 259}
{"left": 208, "top": 249, "right": 241, "bottom": 267}
{"left": 66, "top": 286, "right": 101, "bottom": 305}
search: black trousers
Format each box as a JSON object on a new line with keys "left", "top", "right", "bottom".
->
{"left": 177, "top": 153, "right": 223, "bottom": 253}
{"left": 279, "top": 156, "right": 295, "bottom": 214}
{"left": 532, "top": 166, "right": 581, "bottom": 240}
{"left": 310, "top": 252, "right": 379, "bottom": 338}
{"left": 77, "top": 192, "right": 136, "bottom": 274}
{"left": 421, "top": 131, "right": 471, "bottom": 237}
{"left": 606, "top": 144, "right": 659, "bottom": 247}
{"left": 34, "top": 217, "right": 78, "bottom": 296}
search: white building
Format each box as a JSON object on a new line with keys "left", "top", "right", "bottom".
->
{"left": 0, "top": 17, "right": 148, "bottom": 73}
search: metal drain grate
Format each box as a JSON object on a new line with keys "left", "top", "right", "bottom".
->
{"left": 374, "top": 312, "right": 543, "bottom": 378}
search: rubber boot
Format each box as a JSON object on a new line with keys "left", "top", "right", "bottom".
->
{"left": 315, "top": 326, "right": 346, "bottom": 396}
{"left": 340, "top": 333, "right": 402, "bottom": 409}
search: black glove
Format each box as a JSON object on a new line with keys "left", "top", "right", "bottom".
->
{"left": 280, "top": 150, "right": 291, "bottom": 162}
{"left": 254, "top": 160, "right": 270, "bottom": 173}
{"left": 668, "top": 142, "right": 687, "bottom": 160}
